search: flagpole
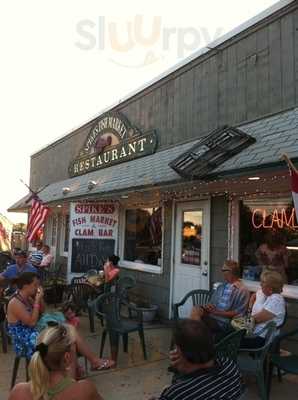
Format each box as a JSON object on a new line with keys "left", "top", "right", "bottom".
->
{"left": 280, "top": 153, "right": 298, "bottom": 173}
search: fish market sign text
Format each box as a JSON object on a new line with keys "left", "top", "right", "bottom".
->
{"left": 69, "top": 112, "right": 157, "bottom": 177}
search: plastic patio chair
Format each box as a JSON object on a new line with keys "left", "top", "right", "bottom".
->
{"left": 267, "top": 303, "right": 288, "bottom": 382}
{"left": 68, "top": 281, "right": 98, "bottom": 313}
{"left": 0, "top": 301, "right": 8, "bottom": 353}
{"left": 116, "top": 276, "right": 136, "bottom": 297}
{"left": 237, "top": 322, "right": 277, "bottom": 400}
{"left": 267, "top": 325, "right": 298, "bottom": 398}
{"left": 88, "top": 275, "right": 136, "bottom": 332}
{"left": 172, "top": 289, "right": 212, "bottom": 320}
{"left": 94, "top": 292, "right": 147, "bottom": 363}
{"left": 215, "top": 329, "right": 245, "bottom": 362}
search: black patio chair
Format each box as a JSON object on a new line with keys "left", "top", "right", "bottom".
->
{"left": 68, "top": 282, "right": 98, "bottom": 312}
{"left": 10, "top": 356, "right": 30, "bottom": 389}
{"left": 71, "top": 275, "right": 86, "bottom": 285}
{"left": 238, "top": 322, "right": 277, "bottom": 400}
{"left": 88, "top": 275, "right": 136, "bottom": 332}
{"left": 42, "top": 264, "right": 66, "bottom": 307}
{"left": 94, "top": 292, "right": 147, "bottom": 363}
{"left": 172, "top": 289, "right": 212, "bottom": 320}
{"left": 268, "top": 303, "right": 288, "bottom": 382}
{"left": 0, "top": 301, "right": 8, "bottom": 353}
{"left": 116, "top": 276, "right": 136, "bottom": 298}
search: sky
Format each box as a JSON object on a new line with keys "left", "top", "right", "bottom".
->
{"left": 0, "top": 0, "right": 280, "bottom": 224}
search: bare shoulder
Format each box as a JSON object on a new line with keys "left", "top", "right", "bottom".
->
{"left": 75, "top": 379, "right": 104, "bottom": 400}
{"left": 8, "top": 383, "right": 32, "bottom": 400}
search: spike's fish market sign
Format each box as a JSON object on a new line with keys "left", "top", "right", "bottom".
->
{"left": 69, "top": 112, "right": 157, "bottom": 177}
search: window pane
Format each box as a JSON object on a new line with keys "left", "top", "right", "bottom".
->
{"left": 124, "top": 207, "right": 162, "bottom": 266}
{"left": 181, "top": 211, "right": 202, "bottom": 266}
{"left": 239, "top": 198, "right": 298, "bottom": 285}
{"left": 64, "top": 215, "right": 70, "bottom": 253}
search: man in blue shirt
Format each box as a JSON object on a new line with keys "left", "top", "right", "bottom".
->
{"left": 0, "top": 250, "right": 37, "bottom": 292}
{"left": 190, "top": 260, "right": 249, "bottom": 335}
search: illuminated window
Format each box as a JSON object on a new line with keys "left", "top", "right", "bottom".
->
{"left": 181, "top": 211, "right": 202, "bottom": 266}
{"left": 239, "top": 198, "right": 298, "bottom": 285}
{"left": 124, "top": 207, "right": 162, "bottom": 267}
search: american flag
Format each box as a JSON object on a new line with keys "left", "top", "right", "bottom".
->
{"left": 27, "top": 196, "right": 50, "bottom": 243}
{"left": 283, "top": 154, "right": 298, "bottom": 219}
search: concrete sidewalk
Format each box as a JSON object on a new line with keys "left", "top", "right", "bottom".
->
{"left": 0, "top": 315, "right": 297, "bottom": 399}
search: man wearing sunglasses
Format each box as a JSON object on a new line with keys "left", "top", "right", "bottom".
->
{"left": 190, "top": 260, "right": 249, "bottom": 336}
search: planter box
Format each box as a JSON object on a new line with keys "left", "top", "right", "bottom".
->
{"left": 130, "top": 303, "right": 158, "bottom": 322}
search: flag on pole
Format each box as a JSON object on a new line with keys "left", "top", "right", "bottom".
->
{"left": 283, "top": 154, "right": 298, "bottom": 220}
{"left": 27, "top": 196, "right": 50, "bottom": 243}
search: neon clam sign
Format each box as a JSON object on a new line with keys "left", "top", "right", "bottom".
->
{"left": 252, "top": 207, "right": 298, "bottom": 229}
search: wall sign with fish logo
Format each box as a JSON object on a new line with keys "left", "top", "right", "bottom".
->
{"left": 69, "top": 111, "right": 157, "bottom": 177}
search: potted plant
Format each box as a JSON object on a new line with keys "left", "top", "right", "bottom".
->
{"left": 130, "top": 295, "right": 159, "bottom": 322}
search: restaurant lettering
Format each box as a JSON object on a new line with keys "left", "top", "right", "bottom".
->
{"left": 69, "top": 112, "right": 157, "bottom": 177}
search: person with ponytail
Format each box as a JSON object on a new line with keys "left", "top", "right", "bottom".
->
{"left": 7, "top": 272, "right": 114, "bottom": 372}
{"left": 8, "top": 323, "right": 104, "bottom": 400}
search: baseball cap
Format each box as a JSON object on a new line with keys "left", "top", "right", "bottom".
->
{"left": 14, "top": 250, "right": 27, "bottom": 257}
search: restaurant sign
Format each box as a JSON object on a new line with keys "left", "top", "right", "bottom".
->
{"left": 70, "top": 202, "right": 119, "bottom": 239}
{"left": 69, "top": 202, "right": 118, "bottom": 273}
{"left": 69, "top": 112, "right": 157, "bottom": 177}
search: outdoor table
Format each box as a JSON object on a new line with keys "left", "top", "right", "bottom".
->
{"left": 85, "top": 275, "right": 105, "bottom": 294}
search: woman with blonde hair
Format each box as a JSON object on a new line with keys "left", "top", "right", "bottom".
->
{"left": 8, "top": 323, "right": 104, "bottom": 400}
{"left": 241, "top": 270, "right": 286, "bottom": 348}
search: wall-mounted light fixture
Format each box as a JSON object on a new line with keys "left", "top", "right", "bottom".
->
{"left": 62, "top": 187, "right": 70, "bottom": 195}
{"left": 87, "top": 180, "right": 97, "bottom": 191}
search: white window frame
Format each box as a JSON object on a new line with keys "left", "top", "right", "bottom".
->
{"left": 119, "top": 205, "right": 164, "bottom": 275}
{"left": 229, "top": 197, "right": 298, "bottom": 299}
{"left": 60, "top": 214, "right": 70, "bottom": 257}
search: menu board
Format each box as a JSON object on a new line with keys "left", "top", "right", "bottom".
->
{"left": 71, "top": 238, "right": 115, "bottom": 273}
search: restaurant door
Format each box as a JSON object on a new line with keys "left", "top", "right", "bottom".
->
{"left": 172, "top": 201, "right": 210, "bottom": 317}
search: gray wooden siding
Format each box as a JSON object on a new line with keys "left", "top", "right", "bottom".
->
{"left": 30, "top": 5, "right": 298, "bottom": 190}
{"left": 210, "top": 197, "right": 229, "bottom": 284}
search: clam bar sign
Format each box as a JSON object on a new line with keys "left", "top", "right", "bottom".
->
{"left": 70, "top": 202, "right": 118, "bottom": 239}
{"left": 69, "top": 112, "right": 157, "bottom": 177}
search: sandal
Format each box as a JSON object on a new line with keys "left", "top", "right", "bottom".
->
{"left": 91, "top": 359, "right": 115, "bottom": 371}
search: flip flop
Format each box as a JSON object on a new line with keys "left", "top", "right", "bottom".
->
{"left": 91, "top": 359, "right": 115, "bottom": 371}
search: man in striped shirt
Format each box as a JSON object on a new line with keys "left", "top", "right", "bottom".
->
{"left": 157, "top": 320, "right": 243, "bottom": 400}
